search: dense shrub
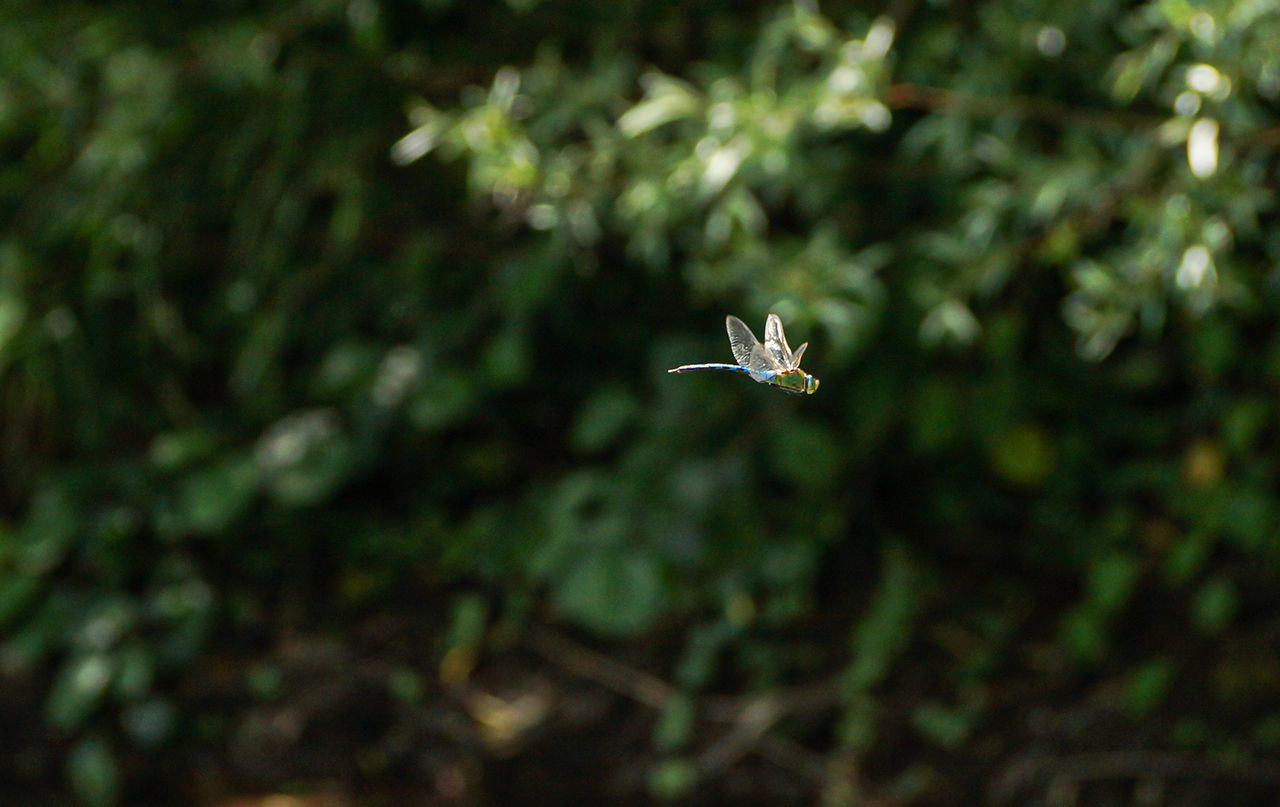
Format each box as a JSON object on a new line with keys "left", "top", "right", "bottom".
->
{"left": 3, "top": 0, "right": 1280, "bottom": 803}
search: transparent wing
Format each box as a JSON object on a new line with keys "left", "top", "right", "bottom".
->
{"left": 789, "top": 341, "right": 807, "bottom": 369}
{"left": 725, "top": 315, "right": 758, "bottom": 366}
{"left": 726, "top": 315, "right": 783, "bottom": 373}
{"left": 764, "top": 314, "right": 795, "bottom": 367}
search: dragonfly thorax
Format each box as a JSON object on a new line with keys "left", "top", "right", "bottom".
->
{"left": 767, "top": 369, "right": 820, "bottom": 395}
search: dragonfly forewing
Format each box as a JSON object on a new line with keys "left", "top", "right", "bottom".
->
{"left": 726, "top": 315, "right": 783, "bottom": 375}
{"left": 726, "top": 316, "right": 758, "bottom": 367}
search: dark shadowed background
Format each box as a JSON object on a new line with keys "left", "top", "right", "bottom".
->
{"left": 3, "top": 0, "right": 1280, "bottom": 804}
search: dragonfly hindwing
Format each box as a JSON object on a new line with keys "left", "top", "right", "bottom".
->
{"left": 789, "top": 342, "right": 808, "bottom": 369}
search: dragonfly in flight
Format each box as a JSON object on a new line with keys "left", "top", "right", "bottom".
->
{"left": 669, "top": 314, "right": 820, "bottom": 395}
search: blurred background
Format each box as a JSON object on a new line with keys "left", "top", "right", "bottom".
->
{"left": 4, "top": 0, "right": 1280, "bottom": 804}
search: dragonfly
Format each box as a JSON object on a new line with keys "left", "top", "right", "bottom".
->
{"left": 668, "top": 314, "right": 820, "bottom": 395}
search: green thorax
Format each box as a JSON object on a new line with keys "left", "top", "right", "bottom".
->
{"left": 769, "top": 369, "right": 820, "bottom": 395}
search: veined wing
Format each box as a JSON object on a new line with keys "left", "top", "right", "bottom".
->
{"left": 764, "top": 313, "right": 808, "bottom": 369}
{"left": 788, "top": 341, "right": 807, "bottom": 368}
{"left": 726, "top": 315, "right": 783, "bottom": 374}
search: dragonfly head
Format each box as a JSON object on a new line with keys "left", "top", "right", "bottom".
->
{"left": 804, "top": 374, "right": 820, "bottom": 395}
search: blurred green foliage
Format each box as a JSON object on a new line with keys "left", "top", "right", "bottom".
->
{"left": 3, "top": 0, "right": 1280, "bottom": 802}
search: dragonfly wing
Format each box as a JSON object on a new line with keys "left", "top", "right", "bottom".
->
{"left": 764, "top": 313, "right": 795, "bottom": 367}
{"left": 788, "top": 341, "right": 807, "bottom": 369}
{"left": 726, "top": 315, "right": 783, "bottom": 376}
{"left": 746, "top": 342, "right": 780, "bottom": 375}
{"left": 727, "top": 316, "right": 761, "bottom": 366}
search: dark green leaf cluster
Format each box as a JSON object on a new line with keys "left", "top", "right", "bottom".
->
{"left": 4, "top": 0, "right": 1280, "bottom": 802}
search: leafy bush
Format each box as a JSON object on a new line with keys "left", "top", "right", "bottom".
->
{"left": 3, "top": 0, "right": 1280, "bottom": 802}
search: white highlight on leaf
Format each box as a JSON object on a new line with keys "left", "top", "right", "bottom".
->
{"left": 861, "top": 101, "right": 892, "bottom": 132}
{"left": 1036, "top": 26, "right": 1065, "bottom": 58}
{"left": 828, "top": 64, "right": 864, "bottom": 94}
{"left": 1186, "top": 64, "right": 1221, "bottom": 94}
{"left": 527, "top": 203, "right": 558, "bottom": 230}
{"left": 256, "top": 409, "right": 339, "bottom": 471}
{"left": 1189, "top": 12, "right": 1216, "bottom": 43}
{"left": 490, "top": 66, "right": 521, "bottom": 112}
{"left": 1174, "top": 90, "right": 1200, "bottom": 117}
{"left": 708, "top": 101, "right": 736, "bottom": 131}
{"left": 1203, "top": 217, "right": 1232, "bottom": 251}
{"left": 44, "top": 306, "right": 76, "bottom": 340}
{"left": 390, "top": 126, "right": 437, "bottom": 165}
{"left": 618, "top": 73, "right": 702, "bottom": 137}
{"left": 700, "top": 137, "right": 748, "bottom": 194}
{"left": 1175, "top": 244, "right": 1214, "bottom": 289}
{"left": 1187, "top": 118, "right": 1219, "bottom": 178}
{"left": 920, "top": 300, "right": 981, "bottom": 347}
{"left": 863, "top": 17, "right": 896, "bottom": 60}
{"left": 373, "top": 345, "right": 423, "bottom": 407}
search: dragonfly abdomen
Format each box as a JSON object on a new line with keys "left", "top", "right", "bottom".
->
{"left": 667, "top": 363, "right": 752, "bottom": 374}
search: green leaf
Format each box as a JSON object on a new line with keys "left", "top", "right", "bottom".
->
{"left": 256, "top": 412, "right": 354, "bottom": 507}
{"left": 176, "top": 456, "right": 257, "bottom": 534}
{"left": 911, "top": 702, "right": 970, "bottom": 748}
{"left": 986, "top": 423, "right": 1056, "bottom": 487}
{"left": 618, "top": 72, "right": 701, "bottom": 137}
{"left": 17, "top": 486, "right": 79, "bottom": 573}
{"left": 769, "top": 418, "right": 841, "bottom": 488}
{"left": 246, "top": 663, "right": 283, "bottom": 699}
{"left": 653, "top": 692, "right": 695, "bottom": 752}
{"left": 570, "top": 385, "right": 640, "bottom": 453}
{"left": 148, "top": 430, "right": 219, "bottom": 470}
{"left": 1191, "top": 576, "right": 1238, "bottom": 634}
{"left": 552, "top": 548, "right": 664, "bottom": 637}
{"left": 66, "top": 736, "right": 120, "bottom": 807}
{"left": 647, "top": 758, "right": 697, "bottom": 800}
{"left": 112, "top": 642, "right": 156, "bottom": 700}
{"left": 482, "top": 324, "right": 531, "bottom": 387}
{"left": 1254, "top": 712, "right": 1280, "bottom": 750}
{"left": 1164, "top": 531, "right": 1214, "bottom": 584}
{"left": 1122, "top": 658, "right": 1176, "bottom": 715}
{"left": 0, "top": 292, "right": 26, "bottom": 363}
{"left": 835, "top": 693, "right": 878, "bottom": 752}
{"left": 47, "top": 653, "right": 114, "bottom": 729}
{"left": 675, "top": 620, "right": 737, "bottom": 688}
{"left": 445, "top": 593, "right": 490, "bottom": 653}
{"left": 120, "top": 697, "right": 176, "bottom": 747}
{"left": 845, "top": 543, "right": 928, "bottom": 692}
{"left": 388, "top": 667, "right": 425, "bottom": 704}
{"left": 0, "top": 573, "right": 41, "bottom": 628}
{"left": 910, "top": 380, "right": 961, "bottom": 452}
{"left": 1085, "top": 552, "right": 1140, "bottom": 615}
{"left": 1060, "top": 608, "right": 1106, "bottom": 664}
{"left": 408, "top": 372, "right": 475, "bottom": 432}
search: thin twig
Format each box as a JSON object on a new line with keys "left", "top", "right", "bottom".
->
{"left": 693, "top": 696, "right": 786, "bottom": 779}
{"left": 524, "top": 626, "right": 675, "bottom": 709}
{"left": 527, "top": 626, "right": 843, "bottom": 721}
